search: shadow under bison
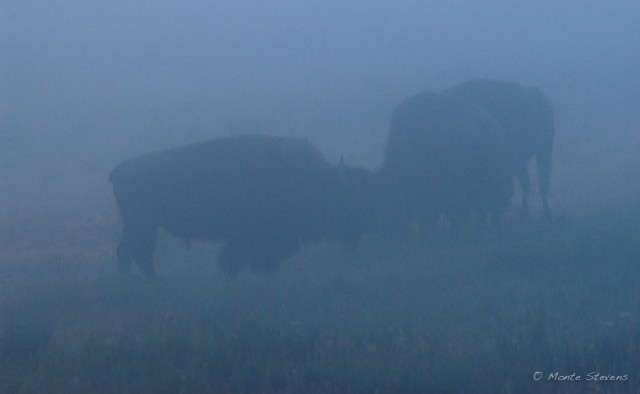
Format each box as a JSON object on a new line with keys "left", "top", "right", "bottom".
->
{"left": 110, "top": 135, "right": 374, "bottom": 276}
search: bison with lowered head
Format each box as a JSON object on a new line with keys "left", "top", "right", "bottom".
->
{"left": 110, "top": 135, "right": 374, "bottom": 276}
{"left": 443, "top": 79, "right": 555, "bottom": 218}
{"left": 376, "top": 91, "right": 513, "bottom": 238}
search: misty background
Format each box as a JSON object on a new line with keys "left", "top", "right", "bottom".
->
{"left": 1, "top": 0, "right": 640, "bottom": 238}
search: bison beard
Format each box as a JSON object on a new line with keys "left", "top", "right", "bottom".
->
{"left": 110, "top": 135, "right": 374, "bottom": 276}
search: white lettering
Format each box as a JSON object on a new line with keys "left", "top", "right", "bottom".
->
{"left": 548, "top": 372, "right": 581, "bottom": 381}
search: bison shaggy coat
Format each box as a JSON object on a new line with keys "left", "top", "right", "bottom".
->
{"left": 376, "top": 91, "right": 513, "bottom": 238}
{"left": 443, "top": 79, "right": 555, "bottom": 218}
{"left": 110, "top": 135, "right": 374, "bottom": 276}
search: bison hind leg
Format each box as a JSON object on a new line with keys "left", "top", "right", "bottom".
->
{"left": 249, "top": 257, "right": 280, "bottom": 273}
{"left": 217, "top": 241, "right": 250, "bottom": 275}
{"left": 117, "top": 241, "right": 133, "bottom": 274}
{"left": 249, "top": 237, "right": 299, "bottom": 273}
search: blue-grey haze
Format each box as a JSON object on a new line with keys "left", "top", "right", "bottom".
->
{"left": 2, "top": 1, "right": 639, "bottom": 217}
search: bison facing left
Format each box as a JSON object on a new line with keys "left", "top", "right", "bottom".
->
{"left": 110, "top": 135, "right": 374, "bottom": 276}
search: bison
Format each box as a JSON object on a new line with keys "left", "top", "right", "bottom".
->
{"left": 443, "top": 79, "right": 555, "bottom": 218}
{"left": 110, "top": 135, "right": 374, "bottom": 276}
{"left": 376, "top": 91, "right": 513, "bottom": 238}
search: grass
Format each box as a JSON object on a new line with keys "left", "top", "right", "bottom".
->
{"left": 1, "top": 208, "right": 640, "bottom": 393}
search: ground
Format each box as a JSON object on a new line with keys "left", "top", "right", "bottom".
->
{"left": 1, "top": 206, "right": 640, "bottom": 393}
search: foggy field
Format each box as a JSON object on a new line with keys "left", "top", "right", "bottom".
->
{"left": 1, "top": 210, "right": 640, "bottom": 393}
{"left": 3, "top": 1, "right": 640, "bottom": 393}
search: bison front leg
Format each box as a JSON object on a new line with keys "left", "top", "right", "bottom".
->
{"left": 218, "top": 240, "right": 250, "bottom": 275}
{"left": 116, "top": 239, "right": 133, "bottom": 274}
{"left": 470, "top": 210, "right": 489, "bottom": 244}
{"left": 418, "top": 208, "right": 439, "bottom": 241}
{"left": 515, "top": 164, "right": 530, "bottom": 220}
{"left": 536, "top": 134, "right": 553, "bottom": 219}
{"left": 117, "top": 224, "right": 158, "bottom": 277}
{"left": 489, "top": 209, "right": 504, "bottom": 240}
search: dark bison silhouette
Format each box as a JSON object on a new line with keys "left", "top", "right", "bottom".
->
{"left": 376, "top": 91, "right": 513, "bottom": 238}
{"left": 110, "top": 135, "right": 374, "bottom": 276}
{"left": 443, "top": 79, "right": 555, "bottom": 218}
